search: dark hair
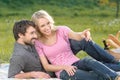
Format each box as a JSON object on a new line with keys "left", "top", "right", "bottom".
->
{"left": 13, "top": 20, "right": 36, "bottom": 41}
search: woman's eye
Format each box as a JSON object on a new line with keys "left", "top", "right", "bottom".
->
{"left": 41, "top": 25, "right": 45, "bottom": 27}
{"left": 47, "top": 22, "right": 50, "bottom": 25}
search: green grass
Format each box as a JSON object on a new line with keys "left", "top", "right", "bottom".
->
{"left": 0, "top": 2, "right": 120, "bottom": 62}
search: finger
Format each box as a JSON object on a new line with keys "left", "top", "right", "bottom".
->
{"left": 70, "top": 66, "right": 77, "bottom": 76}
{"left": 70, "top": 69, "right": 76, "bottom": 76}
{"left": 87, "top": 37, "right": 91, "bottom": 41}
{"left": 67, "top": 70, "right": 71, "bottom": 76}
{"left": 84, "top": 28, "right": 90, "bottom": 32}
{"left": 72, "top": 68, "right": 76, "bottom": 73}
{"left": 46, "top": 74, "right": 51, "bottom": 78}
{"left": 85, "top": 37, "right": 89, "bottom": 41}
{"left": 67, "top": 68, "right": 75, "bottom": 76}
{"left": 73, "top": 66, "right": 77, "bottom": 70}
{"left": 44, "top": 74, "right": 50, "bottom": 78}
{"left": 68, "top": 70, "right": 74, "bottom": 76}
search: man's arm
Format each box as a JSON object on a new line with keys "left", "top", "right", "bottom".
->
{"left": 8, "top": 56, "right": 50, "bottom": 79}
{"left": 14, "top": 71, "right": 50, "bottom": 79}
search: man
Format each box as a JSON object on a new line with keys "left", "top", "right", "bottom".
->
{"left": 8, "top": 20, "right": 51, "bottom": 78}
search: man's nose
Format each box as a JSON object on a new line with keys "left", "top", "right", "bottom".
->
{"left": 33, "top": 33, "right": 38, "bottom": 38}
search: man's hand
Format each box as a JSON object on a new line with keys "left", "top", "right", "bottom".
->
{"left": 30, "top": 71, "right": 51, "bottom": 78}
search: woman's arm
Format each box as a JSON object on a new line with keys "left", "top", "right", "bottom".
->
{"left": 35, "top": 40, "right": 77, "bottom": 76}
{"left": 39, "top": 55, "right": 77, "bottom": 76}
{"left": 68, "top": 29, "right": 91, "bottom": 41}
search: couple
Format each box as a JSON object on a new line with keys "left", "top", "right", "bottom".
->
{"left": 8, "top": 10, "right": 120, "bottom": 80}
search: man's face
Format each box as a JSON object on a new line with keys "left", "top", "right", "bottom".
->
{"left": 23, "top": 26, "right": 37, "bottom": 45}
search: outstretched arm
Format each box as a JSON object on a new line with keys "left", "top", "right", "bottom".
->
{"left": 68, "top": 29, "right": 92, "bottom": 41}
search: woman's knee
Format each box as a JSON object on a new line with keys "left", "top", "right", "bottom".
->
{"left": 83, "top": 57, "right": 96, "bottom": 63}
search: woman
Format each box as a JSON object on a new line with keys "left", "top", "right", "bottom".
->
{"left": 32, "top": 10, "right": 120, "bottom": 80}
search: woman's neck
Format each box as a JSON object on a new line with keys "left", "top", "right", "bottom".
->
{"left": 39, "top": 31, "right": 57, "bottom": 45}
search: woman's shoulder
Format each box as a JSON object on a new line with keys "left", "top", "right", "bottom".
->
{"left": 56, "top": 26, "right": 70, "bottom": 32}
{"left": 57, "top": 25, "right": 68, "bottom": 29}
{"left": 35, "top": 39, "right": 39, "bottom": 43}
{"left": 56, "top": 26, "right": 71, "bottom": 37}
{"left": 35, "top": 39, "right": 43, "bottom": 47}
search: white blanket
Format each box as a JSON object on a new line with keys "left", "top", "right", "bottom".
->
{"left": 0, "top": 63, "right": 120, "bottom": 80}
{"left": 111, "top": 48, "right": 120, "bottom": 53}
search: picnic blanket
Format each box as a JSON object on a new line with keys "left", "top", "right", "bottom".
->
{"left": 0, "top": 63, "right": 9, "bottom": 79}
{"left": 111, "top": 48, "right": 120, "bottom": 53}
{"left": 0, "top": 63, "right": 60, "bottom": 80}
{"left": 0, "top": 63, "right": 120, "bottom": 80}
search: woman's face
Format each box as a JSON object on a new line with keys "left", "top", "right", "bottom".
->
{"left": 37, "top": 18, "right": 52, "bottom": 36}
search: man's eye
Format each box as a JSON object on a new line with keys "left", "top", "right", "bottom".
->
{"left": 31, "top": 32, "right": 34, "bottom": 34}
{"left": 31, "top": 31, "right": 36, "bottom": 34}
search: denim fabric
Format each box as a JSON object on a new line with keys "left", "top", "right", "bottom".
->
{"left": 60, "top": 69, "right": 105, "bottom": 80}
{"left": 73, "top": 58, "right": 118, "bottom": 80}
{"left": 69, "top": 39, "right": 118, "bottom": 63}
{"left": 60, "top": 58, "right": 118, "bottom": 80}
{"left": 70, "top": 39, "right": 120, "bottom": 71}
{"left": 103, "top": 63, "right": 120, "bottom": 71}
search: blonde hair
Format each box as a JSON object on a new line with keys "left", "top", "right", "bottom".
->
{"left": 31, "top": 10, "right": 55, "bottom": 27}
{"left": 31, "top": 10, "right": 56, "bottom": 37}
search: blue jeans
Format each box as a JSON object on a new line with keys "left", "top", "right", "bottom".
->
{"left": 70, "top": 39, "right": 120, "bottom": 71}
{"left": 60, "top": 58, "right": 118, "bottom": 80}
{"left": 60, "top": 69, "right": 104, "bottom": 80}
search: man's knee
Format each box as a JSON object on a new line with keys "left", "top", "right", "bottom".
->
{"left": 60, "top": 70, "right": 70, "bottom": 80}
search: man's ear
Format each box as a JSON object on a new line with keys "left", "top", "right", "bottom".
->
{"left": 18, "top": 33, "right": 24, "bottom": 39}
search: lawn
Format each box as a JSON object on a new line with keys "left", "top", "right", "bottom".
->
{"left": 0, "top": 2, "right": 120, "bottom": 62}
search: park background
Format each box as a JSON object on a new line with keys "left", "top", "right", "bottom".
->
{"left": 0, "top": 0, "right": 120, "bottom": 63}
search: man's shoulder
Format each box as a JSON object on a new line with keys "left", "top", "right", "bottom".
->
{"left": 14, "top": 42, "right": 26, "bottom": 50}
{"left": 13, "top": 42, "right": 30, "bottom": 55}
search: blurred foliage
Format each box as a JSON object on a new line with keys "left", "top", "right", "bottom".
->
{"left": 0, "top": 0, "right": 118, "bottom": 18}
{"left": 0, "top": 0, "right": 99, "bottom": 8}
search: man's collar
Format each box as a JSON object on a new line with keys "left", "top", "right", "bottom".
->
{"left": 15, "top": 42, "right": 33, "bottom": 50}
